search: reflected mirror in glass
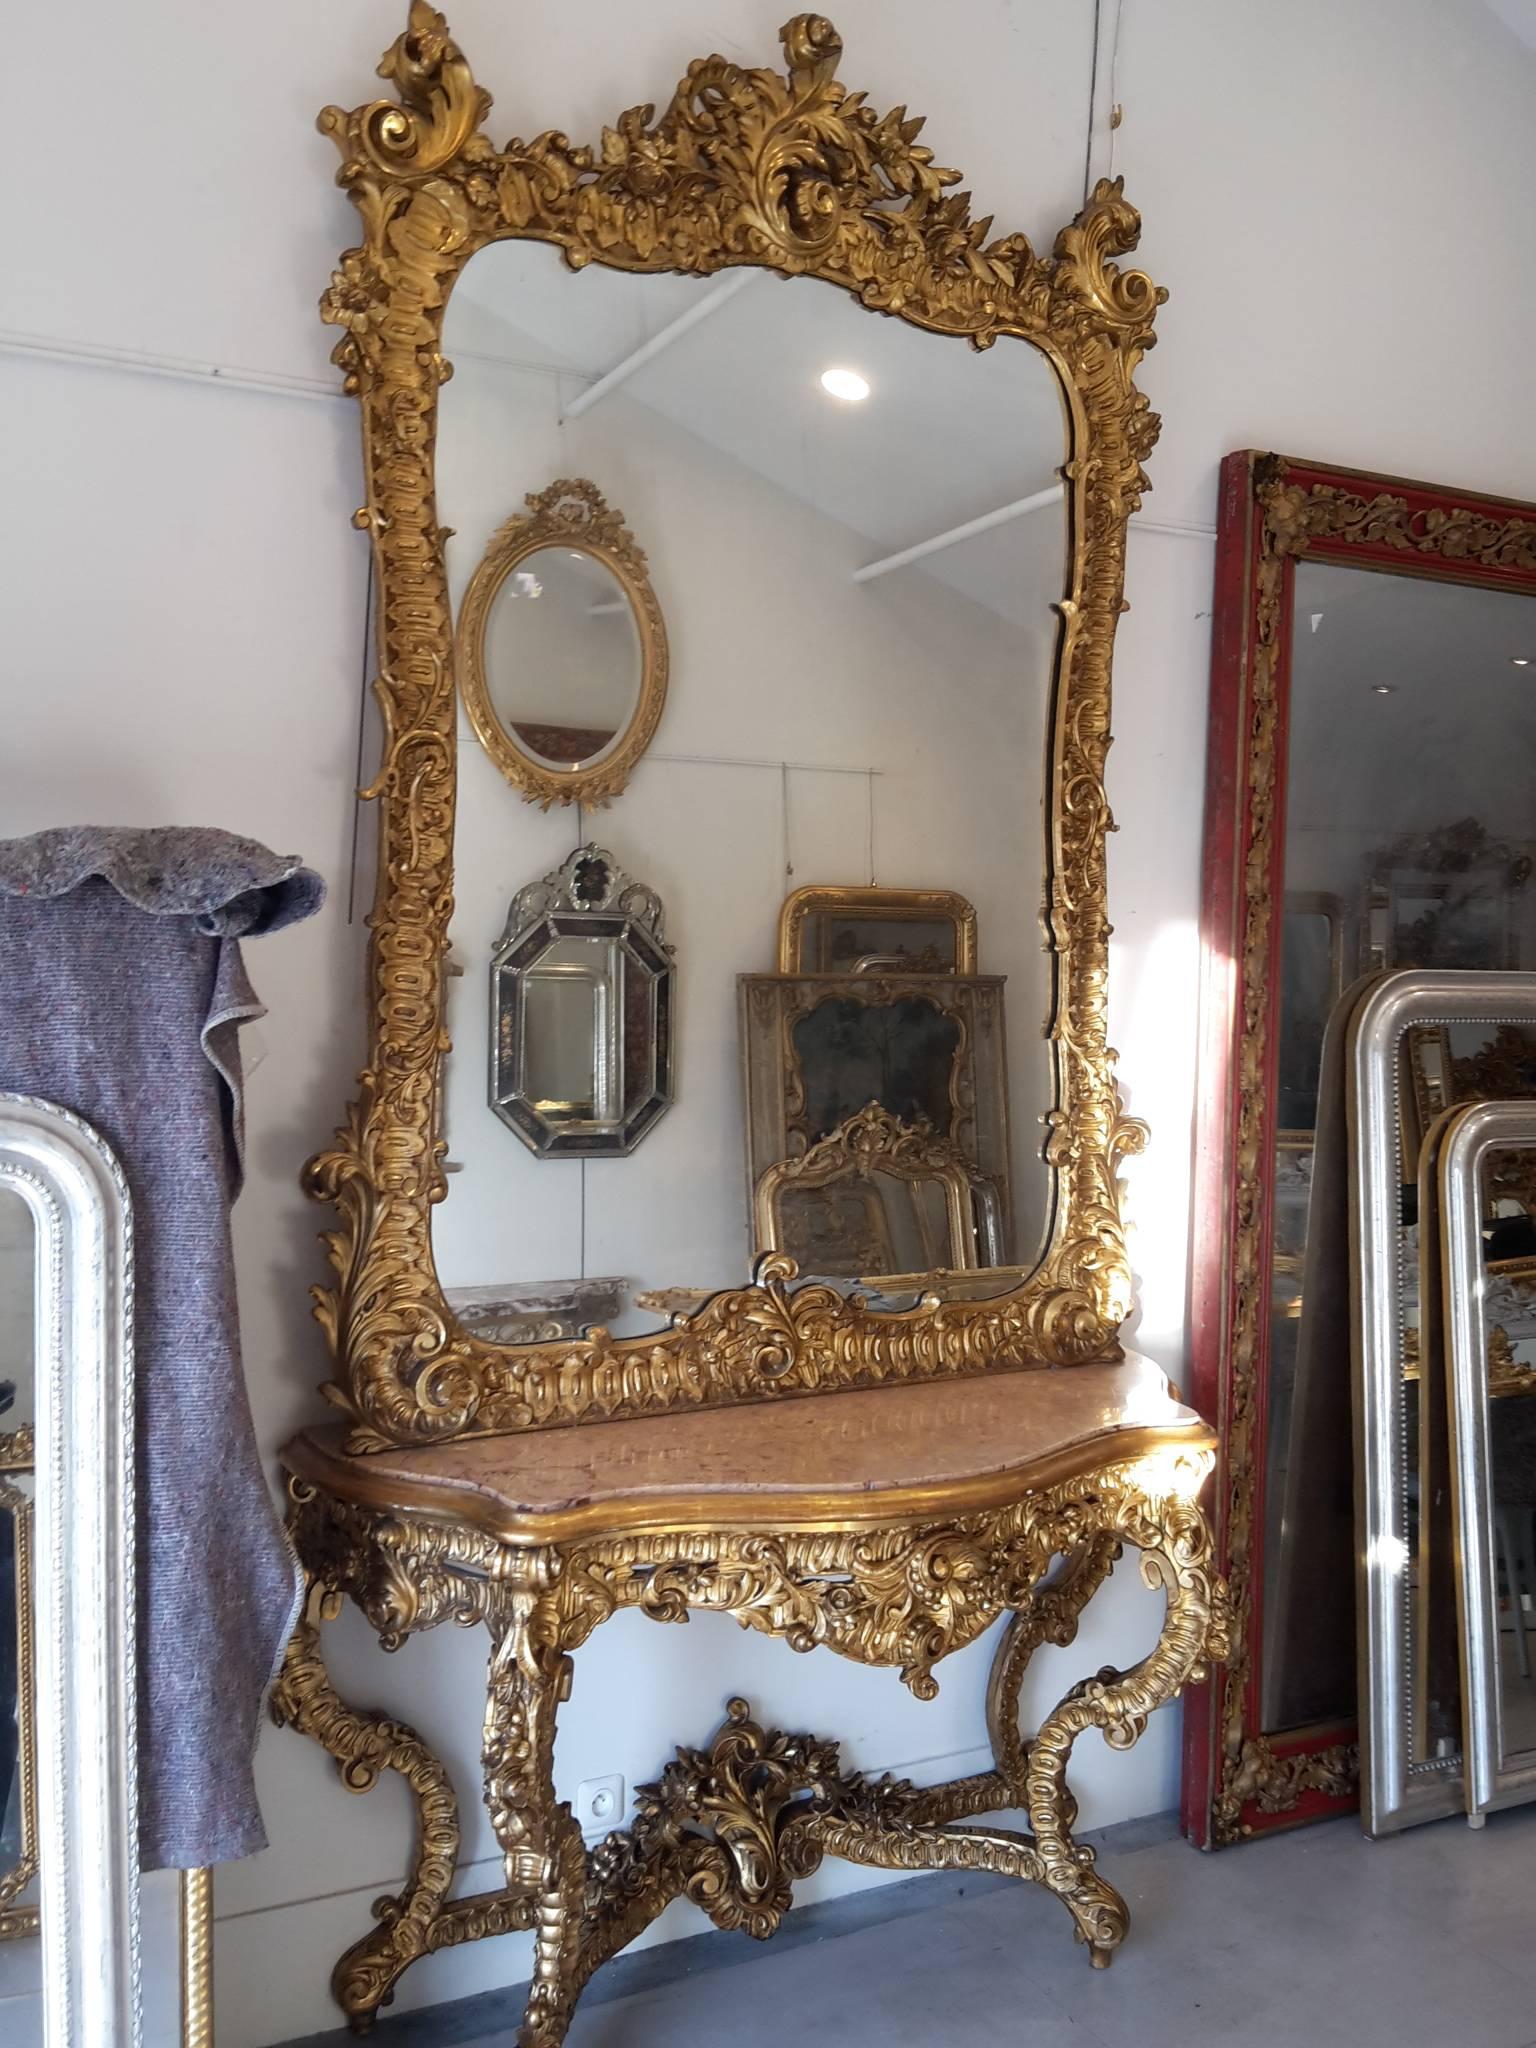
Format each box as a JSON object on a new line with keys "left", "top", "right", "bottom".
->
{"left": 1482, "top": 1225, "right": 1536, "bottom": 1771}
{"left": 488, "top": 545, "right": 642, "bottom": 770}
{"left": 1262, "top": 563, "right": 1536, "bottom": 1737}
{"left": 436, "top": 242, "right": 1068, "bottom": 1328}
{"left": 490, "top": 846, "right": 672, "bottom": 1159}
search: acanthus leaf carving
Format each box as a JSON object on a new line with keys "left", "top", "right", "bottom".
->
{"left": 311, "top": 7, "right": 1165, "bottom": 1446}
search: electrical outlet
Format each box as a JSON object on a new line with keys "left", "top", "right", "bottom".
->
{"left": 574, "top": 1774, "right": 625, "bottom": 1838}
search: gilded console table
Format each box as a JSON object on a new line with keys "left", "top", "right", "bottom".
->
{"left": 273, "top": 1359, "right": 1228, "bottom": 2043}
{"left": 280, "top": 13, "right": 1230, "bottom": 2041}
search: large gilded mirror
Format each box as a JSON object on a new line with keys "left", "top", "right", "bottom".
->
{"left": 311, "top": 5, "right": 1164, "bottom": 1448}
{"left": 1184, "top": 453, "right": 1536, "bottom": 1846}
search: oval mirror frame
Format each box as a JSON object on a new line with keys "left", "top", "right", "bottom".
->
{"left": 311, "top": 5, "right": 1166, "bottom": 1450}
{"left": 455, "top": 479, "right": 668, "bottom": 809}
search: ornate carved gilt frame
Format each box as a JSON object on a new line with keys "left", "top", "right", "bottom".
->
{"left": 455, "top": 478, "right": 668, "bottom": 809}
{"left": 753, "top": 1099, "right": 997, "bottom": 1276}
{"left": 1182, "top": 451, "right": 1536, "bottom": 1847}
{"left": 776, "top": 885, "right": 979, "bottom": 975}
{"left": 310, "top": 3, "right": 1165, "bottom": 1451}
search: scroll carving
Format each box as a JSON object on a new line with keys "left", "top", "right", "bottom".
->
{"left": 279, "top": 1451, "right": 1228, "bottom": 2026}
{"left": 307, "top": 4, "right": 1165, "bottom": 1448}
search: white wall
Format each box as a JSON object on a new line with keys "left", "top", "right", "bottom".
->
{"left": 6, "top": 2, "right": 1536, "bottom": 2043}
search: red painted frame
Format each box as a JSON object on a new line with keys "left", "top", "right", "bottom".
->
{"left": 1180, "top": 450, "right": 1536, "bottom": 1848}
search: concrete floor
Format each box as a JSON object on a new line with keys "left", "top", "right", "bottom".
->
{"left": 286, "top": 1809, "right": 1536, "bottom": 2047}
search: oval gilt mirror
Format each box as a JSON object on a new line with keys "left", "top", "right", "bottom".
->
{"left": 455, "top": 479, "right": 667, "bottom": 808}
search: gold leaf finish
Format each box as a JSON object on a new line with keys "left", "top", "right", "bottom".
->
{"left": 454, "top": 479, "right": 668, "bottom": 809}
{"left": 280, "top": 1451, "right": 1227, "bottom": 2034}
{"left": 776, "top": 886, "right": 979, "bottom": 975}
{"left": 308, "top": 5, "right": 1164, "bottom": 1448}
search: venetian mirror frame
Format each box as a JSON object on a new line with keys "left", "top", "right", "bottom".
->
{"left": 454, "top": 478, "right": 668, "bottom": 808}
{"left": 309, "top": 3, "right": 1165, "bottom": 1451}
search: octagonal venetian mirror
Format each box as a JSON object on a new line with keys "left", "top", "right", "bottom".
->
{"left": 490, "top": 845, "right": 674, "bottom": 1157}
{"left": 455, "top": 479, "right": 668, "bottom": 808}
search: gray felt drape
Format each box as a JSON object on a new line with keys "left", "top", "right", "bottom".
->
{"left": 0, "top": 826, "right": 324, "bottom": 1868}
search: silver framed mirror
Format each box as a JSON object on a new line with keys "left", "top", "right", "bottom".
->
{"left": 1438, "top": 1095, "right": 1536, "bottom": 1820}
{"left": 489, "top": 846, "right": 674, "bottom": 1158}
{"left": 1349, "top": 970, "right": 1536, "bottom": 1834}
{"left": 0, "top": 1094, "right": 138, "bottom": 2046}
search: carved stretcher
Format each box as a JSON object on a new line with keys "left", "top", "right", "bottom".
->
{"left": 274, "top": 1357, "right": 1228, "bottom": 2044}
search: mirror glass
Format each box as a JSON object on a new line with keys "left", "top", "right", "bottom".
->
{"left": 1481, "top": 1204, "right": 1536, "bottom": 1774}
{"left": 0, "top": 1184, "right": 37, "bottom": 1977}
{"left": 1261, "top": 562, "right": 1536, "bottom": 1735}
{"left": 779, "top": 1171, "right": 953, "bottom": 1279}
{"left": 434, "top": 244, "right": 1068, "bottom": 1333}
{"left": 522, "top": 933, "right": 618, "bottom": 1119}
{"left": 485, "top": 545, "right": 642, "bottom": 770}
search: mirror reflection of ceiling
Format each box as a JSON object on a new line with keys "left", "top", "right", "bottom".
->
{"left": 435, "top": 242, "right": 1068, "bottom": 1316}
{"left": 487, "top": 545, "right": 641, "bottom": 763}
{"left": 448, "top": 246, "right": 1066, "bottom": 628}
{"left": 1288, "top": 562, "right": 1536, "bottom": 843}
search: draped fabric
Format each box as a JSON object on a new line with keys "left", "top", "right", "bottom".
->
{"left": 0, "top": 827, "right": 324, "bottom": 1867}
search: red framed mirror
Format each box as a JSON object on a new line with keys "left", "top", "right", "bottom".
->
{"left": 1181, "top": 450, "right": 1536, "bottom": 1846}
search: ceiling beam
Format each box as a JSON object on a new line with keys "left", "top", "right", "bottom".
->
{"left": 851, "top": 483, "right": 1064, "bottom": 584}
{"left": 562, "top": 271, "right": 763, "bottom": 419}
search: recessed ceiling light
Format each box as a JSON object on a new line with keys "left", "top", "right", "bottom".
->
{"left": 1371, "top": 684, "right": 1395, "bottom": 696}
{"left": 820, "top": 367, "right": 870, "bottom": 402}
{"left": 1513, "top": 657, "right": 1531, "bottom": 668}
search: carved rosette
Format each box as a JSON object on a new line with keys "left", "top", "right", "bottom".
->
{"left": 308, "top": 3, "right": 1167, "bottom": 1447}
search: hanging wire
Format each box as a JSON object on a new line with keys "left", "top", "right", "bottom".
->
{"left": 780, "top": 762, "right": 794, "bottom": 882}
{"left": 1082, "top": 0, "right": 1103, "bottom": 206}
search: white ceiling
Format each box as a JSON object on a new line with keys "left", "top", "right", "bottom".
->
{"left": 446, "top": 241, "right": 1068, "bottom": 622}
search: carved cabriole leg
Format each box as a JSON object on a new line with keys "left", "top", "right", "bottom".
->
{"left": 481, "top": 1558, "right": 587, "bottom": 2048}
{"left": 273, "top": 1483, "right": 539, "bottom": 2030}
{"left": 1023, "top": 1467, "right": 1231, "bottom": 1968}
{"left": 896, "top": 1532, "right": 1123, "bottom": 1829}
{"left": 269, "top": 1573, "right": 469, "bottom": 2031}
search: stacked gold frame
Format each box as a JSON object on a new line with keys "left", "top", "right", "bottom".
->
{"left": 776, "top": 886, "right": 979, "bottom": 975}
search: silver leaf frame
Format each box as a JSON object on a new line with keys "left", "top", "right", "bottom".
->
{"left": 0, "top": 1094, "right": 138, "bottom": 2047}
{"left": 1438, "top": 1095, "right": 1536, "bottom": 1819}
{"left": 1348, "top": 971, "right": 1536, "bottom": 1834}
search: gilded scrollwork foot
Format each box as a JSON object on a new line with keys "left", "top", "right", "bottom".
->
{"left": 1023, "top": 1460, "right": 1228, "bottom": 1967}
{"left": 269, "top": 1572, "right": 462, "bottom": 2030}
{"left": 986, "top": 1533, "right": 1122, "bottom": 1795}
{"left": 481, "top": 1566, "right": 588, "bottom": 2048}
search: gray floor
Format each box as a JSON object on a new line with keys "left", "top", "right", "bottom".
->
{"left": 282, "top": 1809, "right": 1536, "bottom": 2047}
